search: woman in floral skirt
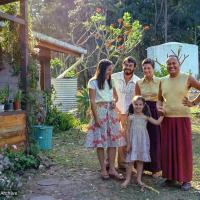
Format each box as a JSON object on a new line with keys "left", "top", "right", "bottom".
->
{"left": 85, "top": 59, "right": 125, "bottom": 180}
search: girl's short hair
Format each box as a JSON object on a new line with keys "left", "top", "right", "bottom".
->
{"left": 128, "top": 95, "right": 151, "bottom": 117}
{"left": 142, "top": 58, "right": 155, "bottom": 69}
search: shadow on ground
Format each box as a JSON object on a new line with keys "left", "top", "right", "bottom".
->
{"left": 20, "top": 128, "right": 200, "bottom": 200}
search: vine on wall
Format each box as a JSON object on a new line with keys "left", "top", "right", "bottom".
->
{"left": 0, "top": 3, "right": 36, "bottom": 76}
{"left": 0, "top": 3, "right": 21, "bottom": 76}
{"left": 0, "top": 3, "right": 42, "bottom": 134}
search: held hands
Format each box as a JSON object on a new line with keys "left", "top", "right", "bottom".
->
{"left": 111, "top": 100, "right": 116, "bottom": 109}
{"left": 94, "top": 117, "right": 101, "bottom": 127}
{"left": 182, "top": 97, "right": 193, "bottom": 107}
{"left": 157, "top": 106, "right": 165, "bottom": 116}
{"left": 126, "top": 143, "right": 131, "bottom": 153}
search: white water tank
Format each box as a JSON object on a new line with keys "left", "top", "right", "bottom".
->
{"left": 147, "top": 42, "right": 199, "bottom": 77}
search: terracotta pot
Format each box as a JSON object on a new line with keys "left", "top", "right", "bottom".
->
{"left": 13, "top": 101, "right": 21, "bottom": 110}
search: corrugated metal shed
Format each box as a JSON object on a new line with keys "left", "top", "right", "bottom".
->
{"left": 52, "top": 78, "right": 77, "bottom": 112}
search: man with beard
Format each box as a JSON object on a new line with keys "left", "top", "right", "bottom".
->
{"left": 112, "top": 56, "right": 140, "bottom": 169}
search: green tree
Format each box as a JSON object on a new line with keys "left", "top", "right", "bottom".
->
{"left": 50, "top": 58, "right": 64, "bottom": 78}
{"left": 30, "top": 0, "right": 200, "bottom": 79}
{"left": 68, "top": 11, "right": 143, "bottom": 85}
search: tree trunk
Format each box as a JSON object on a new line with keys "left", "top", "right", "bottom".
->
{"left": 194, "top": 26, "right": 197, "bottom": 44}
{"left": 154, "top": 0, "right": 158, "bottom": 37}
{"left": 164, "top": 0, "right": 168, "bottom": 42}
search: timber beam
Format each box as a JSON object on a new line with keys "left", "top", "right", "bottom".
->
{"left": 0, "top": 0, "right": 19, "bottom": 5}
{"left": 0, "top": 10, "right": 25, "bottom": 24}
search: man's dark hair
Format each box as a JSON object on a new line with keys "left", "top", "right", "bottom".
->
{"left": 123, "top": 56, "right": 137, "bottom": 68}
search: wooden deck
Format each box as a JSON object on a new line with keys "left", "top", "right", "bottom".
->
{"left": 0, "top": 111, "right": 27, "bottom": 147}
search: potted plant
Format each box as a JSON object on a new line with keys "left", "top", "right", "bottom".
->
{"left": 2, "top": 85, "right": 13, "bottom": 112}
{"left": 13, "top": 90, "right": 22, "bottom": 110}
{"left": 0, "top": 89, "right": 5, "bottom": 112}
{"left": 0, "top": 86, "right": 9, "bottom": 112}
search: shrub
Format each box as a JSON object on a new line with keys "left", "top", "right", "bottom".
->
{"left": 44, "top": 90, "right": 80, "bottom": 131}
{"left": 154, "top": 64, "right": 168, "bottom": 77}
{"left": 0, "top": 149, "right": 30, "bottom": 198}
{"left": 77, "top": 88, "right": 90, "bottom": 122}
{"left": 59, "top": 112, "right": 80, "bottom": 131}
{"left": 28, "top": 142, "right": 40, "bottom": 158}
{"left": 45, "top": 106, "right": 61, "bottom": 131}
{"left": 45, "top": 107, "right": 80, "bottom": 131}
{"left": 0, "top": 173, "right": 21, "bottom": 198}
{"left": 4, "top": 150, "right": 40, "bottom": 172}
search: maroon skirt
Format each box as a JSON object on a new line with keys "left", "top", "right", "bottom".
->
{"left": 161, "top": 117, "right": 193, "bottom": 182}
{"left": 144, "top": 101, "right": 161, "bottom": 173}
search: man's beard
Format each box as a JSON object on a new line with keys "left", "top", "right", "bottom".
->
{"left": 124, "top": 69, "right": 134, "bottom": 75}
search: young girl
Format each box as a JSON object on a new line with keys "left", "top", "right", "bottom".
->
{"left": 121, "top": 95, "right": 164, "bottom": 190}
{"left": 85, "top": 59, "right": 125, "bottom": 180}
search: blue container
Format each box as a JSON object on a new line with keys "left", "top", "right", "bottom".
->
{"left": 33, "top": 125, "right": 53, "bottom": 150}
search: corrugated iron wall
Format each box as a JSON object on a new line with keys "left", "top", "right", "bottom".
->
{"left": 52, "top": 78, "right": 77, "bottom": 112}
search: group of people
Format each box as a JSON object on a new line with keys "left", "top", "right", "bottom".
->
{"left": 85, "top": 55, "right": 200, "bottom": 191}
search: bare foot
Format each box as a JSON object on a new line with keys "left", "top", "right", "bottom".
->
{"left": 121, "top": 180, "right": 130, "bottom": 188}
{"left": 100, "top": 170, "right": 109, "bottom": 180}
{"left": 136, "top": 180, "right": 145, "bottom": 192}
{"left": 132, "top": 167, "right": 137, "bottom": 174}
{"left": 109, "top": 169, "right": 124, "bottom": 180}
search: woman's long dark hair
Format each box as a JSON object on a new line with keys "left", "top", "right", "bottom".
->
{"left": 95, "top": 59, "right": 113, "bottom": 90}
{"left": 128, "top": 96, "right": 151, "bottom": 117}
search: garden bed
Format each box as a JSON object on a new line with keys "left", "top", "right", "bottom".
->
{"left": 0, "top": 111, "right": 27, "bottom": 148}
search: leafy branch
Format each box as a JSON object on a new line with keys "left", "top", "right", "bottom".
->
{"left": 67, "top": 10, "right": 143, "bottom": 79}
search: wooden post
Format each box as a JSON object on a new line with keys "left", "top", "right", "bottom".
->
{"left": 164, "top": 0, "right": 168, "bottom": 42}
{"left": 0, "top": 0, "right": 19, "bottom": 5}
{"left": 19, "top": 0, "right": 28, "bottom": 110}
{"left": 39, "top": 48, "right": 51, "bottom": 91}
{"left": 0, "top": 44, "right": 3, "bottom": 69}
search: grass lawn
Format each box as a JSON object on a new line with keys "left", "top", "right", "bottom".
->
{"left": 40, "top": 108, "right": 200, "bottom": 200}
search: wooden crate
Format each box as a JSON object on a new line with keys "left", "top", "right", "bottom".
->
{"left": 0, "top": 111, "right": 27, "bottom": 148}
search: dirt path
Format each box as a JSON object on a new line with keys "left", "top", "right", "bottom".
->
{"left": 20, "top": 165, "right": 200, "bottom": 200}
{"left": 20, "top": 130, "right": 200, "bottom": 200}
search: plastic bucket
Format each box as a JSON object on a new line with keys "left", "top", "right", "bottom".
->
{"left": 33, "top": 125, "right": 53, "bottom": 150}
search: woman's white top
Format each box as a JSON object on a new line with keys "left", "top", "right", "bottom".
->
{"left": 87, "top": 78, "right": 114, "bottom": 103}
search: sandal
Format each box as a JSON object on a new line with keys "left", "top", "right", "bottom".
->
{"left": 109, "top": 172, "right": 124, "bottom": 180}
{"left": 181, "top": 182, "right": 191, "bottom": 191}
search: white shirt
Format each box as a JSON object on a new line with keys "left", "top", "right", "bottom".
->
{"left": 112, "top": 71, "right": 140, "bottom": 114}
{"left": 87, "top": 78, "right": 113, "bottom": 103}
